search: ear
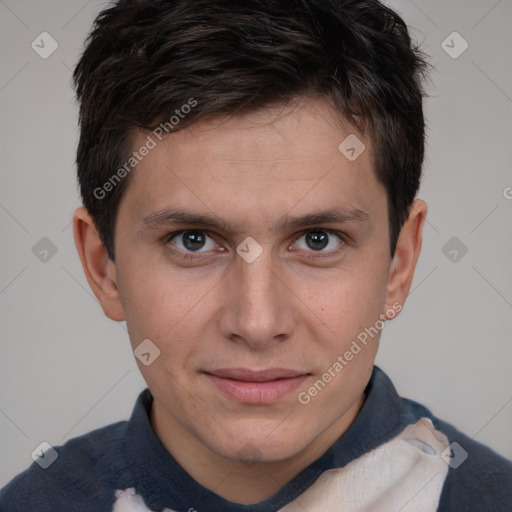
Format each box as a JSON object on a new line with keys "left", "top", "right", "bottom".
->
{"left": 384, "top": 199, "right": 427, "bottom": 317}
{"left": 72, "top": 207, "right": 125, "bottom": 321}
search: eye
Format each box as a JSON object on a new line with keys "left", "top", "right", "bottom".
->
{"left": 293, "top": 229, "right": 343, "bottom": 253}
{"left": 168, "top": 230, "right": 218, "bottom": 253}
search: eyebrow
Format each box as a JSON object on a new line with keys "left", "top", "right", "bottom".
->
{"left": 139, "top": 207, "right": 369, "bottom": 234}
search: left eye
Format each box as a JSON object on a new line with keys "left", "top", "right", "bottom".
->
{"left": 169, "top": 230, "right": 218, "bottom": 252}
{"left": 294, "top": 229, "right": 343, "bottom": 252}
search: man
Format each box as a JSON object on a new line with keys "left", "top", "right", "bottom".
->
{"left": 1, "top": 0, "right": 511, "bottom": 510}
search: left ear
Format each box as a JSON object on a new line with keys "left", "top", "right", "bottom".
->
{"left": 384, "top": 199, "right": 427, "bottom": 316}
{"left": 72, "top": 206, "right": 125, "bottom": 322}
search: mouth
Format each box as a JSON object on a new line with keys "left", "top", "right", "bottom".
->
{"left": 203, "top": 368, "right": 310, "bottom": 404}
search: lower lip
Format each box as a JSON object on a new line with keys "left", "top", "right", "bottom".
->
{"left": 205, "top": 373, "right": 309, "bottom": 404}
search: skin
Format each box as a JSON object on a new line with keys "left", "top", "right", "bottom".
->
{"left": 73, "top": 96, "right": 426, "bottom": 505}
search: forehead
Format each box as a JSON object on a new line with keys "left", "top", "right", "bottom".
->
{"left": 119, "top": 97, "right": 385, "bottom": 226}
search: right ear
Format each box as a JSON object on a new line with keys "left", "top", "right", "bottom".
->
{"left": 72, "top": 207, "right": 125, "bottom": 321}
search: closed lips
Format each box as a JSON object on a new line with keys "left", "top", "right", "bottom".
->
{"left": 204, "top": 368, "right": 309, "bottom": 381}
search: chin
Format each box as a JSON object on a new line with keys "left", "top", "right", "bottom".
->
{"left": 213, "top": 430, "right": 307, "bottom": 464}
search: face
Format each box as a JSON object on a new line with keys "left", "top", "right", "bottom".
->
{"left": 102, "top": 97, "right": 401, "bottom": 462}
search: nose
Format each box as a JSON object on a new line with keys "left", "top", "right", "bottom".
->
{"left": 217, "top": 247, "right": 298, "bottom": 350}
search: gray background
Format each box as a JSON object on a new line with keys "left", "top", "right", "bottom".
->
{"left": 1, "top": 0, "right": 511, "bottom": 488}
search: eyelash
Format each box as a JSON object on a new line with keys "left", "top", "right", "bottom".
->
{"left": 164, "top": 229, "right": 347, "bottom": 261}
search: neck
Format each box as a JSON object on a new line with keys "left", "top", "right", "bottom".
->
{"left": 150, "top": 393, "right": 365, "bottom": 505}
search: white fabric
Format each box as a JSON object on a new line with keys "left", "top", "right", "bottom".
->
{"left": 280, "top": 418, "right": 450, "bottom": 512}
{"left": 113, "top": 488, "right": 177, "bottom": 512}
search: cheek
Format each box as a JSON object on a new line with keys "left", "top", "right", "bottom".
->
{"left": 304, "top": 262, "right": 389, "bottom": 368}
{"left": 118, "top": 271, "right": 216, "bottom": 392}
{"left": 116, "top": 258, "right": 216, "bottom": 349}
{"left": 309, "top": 268, "right": 388, "bottom": 330}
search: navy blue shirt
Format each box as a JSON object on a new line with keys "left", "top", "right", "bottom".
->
{"left": 1, "top": 366, "right": 511, "bottom": 511}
